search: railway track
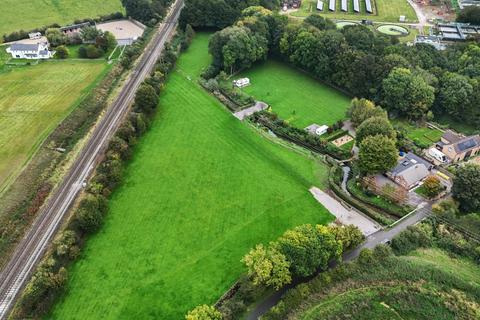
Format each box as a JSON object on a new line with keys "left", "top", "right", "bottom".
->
{"left": 0, "top": 1, "right": 183, "bottom": 318}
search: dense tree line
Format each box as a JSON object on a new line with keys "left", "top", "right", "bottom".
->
{"left": 205, "top": 10, "right": 480, "bottom": 127}
{"left": 121, "top": 0, "right": 173, "bottom": 25}
{"left": 180, "top": 0, "right": 280, "bottom": 29}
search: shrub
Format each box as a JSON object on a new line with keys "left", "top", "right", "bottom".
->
{"left": 185, "top": 305, "right": 222, "bottom": 320}
{"left": 74, "top": 194, "right": 108, "bottom": 233}
{"left": 55, "top": 45, "right": 69, "bottom": 59}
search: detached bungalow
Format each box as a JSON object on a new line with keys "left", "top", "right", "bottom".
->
{"left": 6, "top": 43, "right": 54, "bottom": 59}
{"left": 387, "top": 152, "right": 433, "bottom": 190}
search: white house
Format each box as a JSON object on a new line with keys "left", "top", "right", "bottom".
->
{"left": 233, "top": 78, "right": 251, "bottom": 88}
{"left": 305, "top": 124, "right": 329, "bottom": 136}
{"left": 6, "top": 42, "right": 54, "bottom": 60}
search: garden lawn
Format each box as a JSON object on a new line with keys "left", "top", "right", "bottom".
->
{"left": 239, "top": 60, "right": 351, "bottom": 128}
{"left": 393, "top": 120, "right": 443, "bottom": 146}
{"left": 48, "top": 33, "right": 334, "bottom": 319}
{"left": 0, "top": 60, "right": 108, "bottom": 189}
{"left": 294, "top": 0, "right": 418, "bottom": 22}
{"left": 0, "top": 0, "right": 123, "bottom": 37}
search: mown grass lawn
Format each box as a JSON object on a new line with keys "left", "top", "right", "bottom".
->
{"left": 294, "top": 0, "right": 418, "bottom": 22}
{"left": 48, "top": 33, "right": 334, "bottom": 319}
{"left": 0, "top": 0, "right": 123, "bottom": 37}
{"left": 0, "top": 60, "right": 108, "bottom": 189}
{"left": 239, "top": 60, "right": 351, "bottom": 128}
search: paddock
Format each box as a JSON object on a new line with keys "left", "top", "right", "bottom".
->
{"left": 96, "top": 19, "right": 145, "bottom": 45}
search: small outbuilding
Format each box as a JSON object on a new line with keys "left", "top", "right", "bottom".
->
{"left": 305, "top": 124, "right": 329, "bottom": 136}
{"left": 233, "top": 78, "right": 251, "bottom": 88}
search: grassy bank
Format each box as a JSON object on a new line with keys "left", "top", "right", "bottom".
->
{"left": 48, "top": 33, "right": 334, "bottom": 319}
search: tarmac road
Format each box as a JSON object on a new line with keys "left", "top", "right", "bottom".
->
{"left": 0, "top": 1, "right": 183, "bottom": 318}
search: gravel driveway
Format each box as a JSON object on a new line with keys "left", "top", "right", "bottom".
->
{"left": 310, "top": 187, "right": 382, "bottom": 236}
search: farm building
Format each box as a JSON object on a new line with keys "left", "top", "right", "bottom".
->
{"left": 282, "top": 0, "right": 302, "bottom": 9}
{"left": 341, "top": 0, "right": 348, "bottom": 11}
{"left": 28, "top": 32, "right": 42, "bottom": 39}
{"left": 436, "top": 22, "right": 480, "bottom": 41}
{"left": 329, "top": 0, "right": 336, "bottom": 11}
{"left": 60, "top": 22, "right": 91, "bottom": 36}
{"left": 353, "top": 0, "right": 360, "bottom": 12}
{"left": 317, "top": 0, "right": 324, "bottom": 11}
{"left": 458, "top": 0, "right": 480, "bottom": 9}
{"left": 6, "top": 42, "right": 53, "bottom": 59}
{"left": 365, "top": 0, "right": 373, "bottom": 13}
{"left": 414, "top": 35, "right": 446, "bottom": 50}
{"left": 96, "top": 20, "right": 145, "bottom": 45}
{"left": 305, "top": 124, "right": 329, "bottom": 136}
{"left": 387, "top": 152, "right": 433, "bottom": 190}
{"left": 437, "top": 130, "right": 480, "bottom": 163}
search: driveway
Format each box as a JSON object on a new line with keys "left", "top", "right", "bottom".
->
{"left": 310, "top": 187, "right": 382, "bottom": 236}
{"left": 233, "top": 101, "right": 268, "bottom": 120}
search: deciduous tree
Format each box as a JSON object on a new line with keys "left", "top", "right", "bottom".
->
{"left": 242, "top": 244, "right": 291, "bottom": 289}
{"left": 452, "top": 164, "right": 480, "bottom": 213}
{"left": 358, "top": 134, "right": 398, "bottom": 175}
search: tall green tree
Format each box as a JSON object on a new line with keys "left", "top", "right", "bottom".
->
{"left": 358, "top": 134, "right": 398, "bottom": 175}
{"left": 242, "top": 244, "right": 291, "bottom": 289}
{"left": 355, "top": 116, "right": 396, "bottom": 145}
{"left": 437, "top": 72, "right": 473, "bottom": 119}
{"left": 452, "top": 164, "right": 480, "bottom": 213}
{"left": 382, "top": 68, "right": 434, "bottom": 120}
{"left": 347, "top": 98, "right": 386, "bottom": 127}
{"left": 276, "top": 224, "right": 341, "bottom": 277}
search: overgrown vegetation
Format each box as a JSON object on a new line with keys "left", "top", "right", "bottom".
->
{"left": 263, "top": 220, "right": 480, "bottom": 319}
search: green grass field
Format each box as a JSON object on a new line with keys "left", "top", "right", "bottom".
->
{"left": 0, "top": 60, "right": 108, "bottom": 189}
{"left": 239, "top": 60, "right": 351, "bottom": 128}
{"left": 295, "top": 248, "right": 480, "bottom": 319}
{"left": 0, "top": 0, "right": 123, "bottom": 38}
{"left": 293, "top": 0, "right": 418, "bottom": 23}
{"left": 48, "top": 33, "right": 334, "bottom": 319}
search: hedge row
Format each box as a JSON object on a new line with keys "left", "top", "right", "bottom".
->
{"left": 249, "top": 111, "right": 352, "bottom": 161}
{"left": 2, "top": 12, "right": 124, "bottom": 43}
{"left": 328, "top": 166, "right": 394, "bottom": 226}
{"left": 10, "top": 28, "right": 185, "bottom": 320}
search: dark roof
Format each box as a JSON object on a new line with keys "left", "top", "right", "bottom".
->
{"left": 390, "top": 152, "right": 432, "bottom": 175}
{"left": 39, "top": 50, "right": 49, "bottom": 55}
{"left": 454, "top": 135, "right": 480, "bottom": 153}
{"left": 60, "top": 22, "right": 90, "bottom": 31}
{"left": 10, "top": 43, "right": 39, "bottom": 51}
{"left": 442, "top": 130, "right": 463, "bottom": 144}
